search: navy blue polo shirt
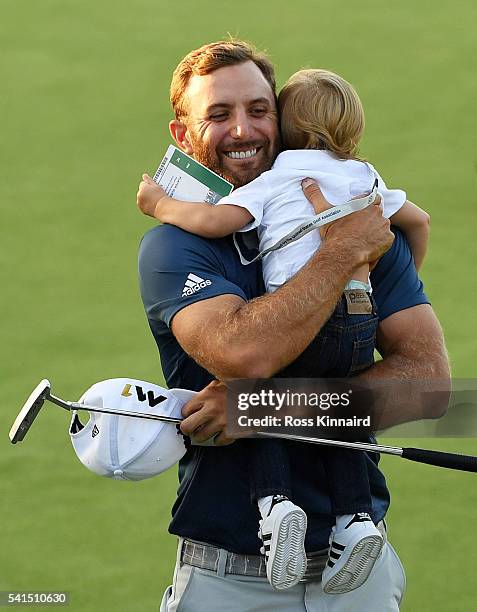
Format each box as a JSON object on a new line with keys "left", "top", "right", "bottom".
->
{"left": 138, "top": 225, "right": 428, "bottom": 554}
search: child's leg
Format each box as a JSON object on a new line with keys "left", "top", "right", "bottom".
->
{"left": 248, "top": 438, "right": 292, "bottom": 509}
{"left": 323, "top": 293, "right": 378, "bottom": 516}
{"left": 321, "top": 447, "right": 372, "bottom": 516}
{"left": 320, "top": 446, "right": 383, "bottom": 596}
{"left": 274, "top": 293, "right": 380, "bottom": 593}
{"left": 248, "top": 439, "right": 307, "bottom": 590}
{"left": 280, "top": 295, "right": 377, "bottom": 518}
{"left": 319, "top": 293, "right": 383, "bottom": 593}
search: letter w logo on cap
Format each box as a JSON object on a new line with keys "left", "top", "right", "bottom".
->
{"left": 121, "top": 383, "right": 167, "bottom": 408}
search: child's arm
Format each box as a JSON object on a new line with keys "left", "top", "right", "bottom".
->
{"left": 389, "top": 200, "right": 430, "bottom": 270}
{"left": 136, "top": 174, "right": 253, "bottom": 238}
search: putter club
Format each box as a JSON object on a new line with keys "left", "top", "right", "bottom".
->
{"left": 11, "top": 381, "right": 477, "bottom": 474}
{"left": 9, "top": 379, "right": 182, "bottom": 444}
{"left": 257, "top": 431, "right": 477, "bottom": 473}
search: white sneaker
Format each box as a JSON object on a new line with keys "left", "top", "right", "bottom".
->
{"left": 259, "top": 496, "right": 307, "bottom": 590}
{"left": 322, "top": 513, "right": 384, "bottom": 594}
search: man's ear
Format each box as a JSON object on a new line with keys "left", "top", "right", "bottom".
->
{"left": 169, "top": 120, "right": 194, "bottom": 155}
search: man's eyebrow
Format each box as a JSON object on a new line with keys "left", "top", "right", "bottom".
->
{"left": 205, "top": 98, "right": 273, "bottom": 113}
{"left": 206, "top": 103, "right": 233, "bottom": 113}
{"left": 248, "top": 97, "right": 273, "bottom": 106}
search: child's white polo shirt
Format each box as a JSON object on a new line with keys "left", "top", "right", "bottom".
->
{"left": 218, "top": 150, "right": 406, "bottom": 292}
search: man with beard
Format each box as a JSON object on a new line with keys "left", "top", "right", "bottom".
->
{"left": 137, "top": 40, "right": 449, "bottom": 611}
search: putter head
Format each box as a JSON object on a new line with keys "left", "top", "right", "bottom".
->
{"left": 9, "top": 379, "right": 52, "bottom": 444}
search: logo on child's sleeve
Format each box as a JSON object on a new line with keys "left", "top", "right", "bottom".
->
{"left": 181, "top": 273, "right": 212, "bottom": 297}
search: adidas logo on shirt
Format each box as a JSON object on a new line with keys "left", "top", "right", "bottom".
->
{"left": 182, "top": 273, "right": 212, "bottom": 297}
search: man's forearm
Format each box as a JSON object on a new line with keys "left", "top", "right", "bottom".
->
{"left": 184, "top": 242, "right": 361, "bottom": 380}
{"left": 227, "top": 244, "right": 359, "bottom": 376}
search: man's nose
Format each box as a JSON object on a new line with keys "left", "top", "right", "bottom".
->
{"left": 230, "top": 111, "right": 252, "bottom": 140}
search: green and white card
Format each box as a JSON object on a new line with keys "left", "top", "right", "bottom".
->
{"left": 153, "top": 145, "right": 234, "bottom": 203}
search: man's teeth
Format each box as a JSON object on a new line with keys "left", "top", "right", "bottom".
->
{"left": 225, "top": 149, "right": 257, "bottom": 159}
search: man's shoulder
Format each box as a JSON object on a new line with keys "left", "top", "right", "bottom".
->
{"left": 139, "top": 224, "right": 234, "bottom": 267}
{"left": 138, "top": 224, "right": 263, "bottom": 329}
{"left": 138, "top": 224, "right": 263, "bottom": 298}
{"left": 140, "top": 223, "right": 214, "bottom": 250}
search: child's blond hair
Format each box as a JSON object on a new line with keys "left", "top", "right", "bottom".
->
{"left": 278, "top": 69, "right": 365, "bottom": 160}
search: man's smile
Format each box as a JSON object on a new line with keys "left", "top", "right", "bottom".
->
{"left": 224, "top": 147, "right": 260, "bottom": 159}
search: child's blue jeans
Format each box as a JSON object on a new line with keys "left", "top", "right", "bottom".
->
{"left": 249, "top": 292, "right": 378, "bottom": 516}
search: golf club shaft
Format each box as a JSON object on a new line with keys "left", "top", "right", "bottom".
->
{"left": 257, "top": 431, "right": 403, "bottom": 455}
{"left": 257, "top": 431, "right": 477, "bottom": 473}
{"left": 71, "top": 403, "right": 183, "bottom": 424}
{"left": 49, "top": 393, "right": 182, "bottom": 424}
{"left": 48, "top": 393, "right": 72, "bottom": 411}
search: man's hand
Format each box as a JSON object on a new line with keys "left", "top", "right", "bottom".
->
{"left": 180, "top": 380, "right": 235, "bottom": 446}
{"left": 136, "top": 174, "right": 169, "bottom": 218}
{"left": 301, "top": 178, "right": 393, "bottom": 266}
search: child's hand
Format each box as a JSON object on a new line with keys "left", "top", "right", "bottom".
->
{"left": 137, "top": 174, "right": 168, "bottom": 218}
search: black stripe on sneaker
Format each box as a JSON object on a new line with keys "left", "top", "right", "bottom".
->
{"left": 345, "top": 513, "right": 373, "bottom": 529}
{"left": 329, "top": 551, "right": 340, "bottom": 560}
{"left": 332, "top": 542, "right": 346, "bottom": 551}
{"left": 262, "top": 533, "right": 272, "bottom": 541}
{"left": 268, "top": 495, "right": 290, "bottom": 514}
{"left": 327, "top": 560, "right": 335, "bottom": 568}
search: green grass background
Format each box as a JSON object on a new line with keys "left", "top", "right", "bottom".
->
{"left": 1, "top": 0, "right": 476, "bottom": 609}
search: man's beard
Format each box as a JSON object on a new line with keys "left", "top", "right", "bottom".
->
{"left": 188, "top": 133, "right": 280, "bottom": 188}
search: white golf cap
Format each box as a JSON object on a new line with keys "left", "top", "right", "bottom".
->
{"left": 69, "top": 378, "right": 196, "bottom": 481}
